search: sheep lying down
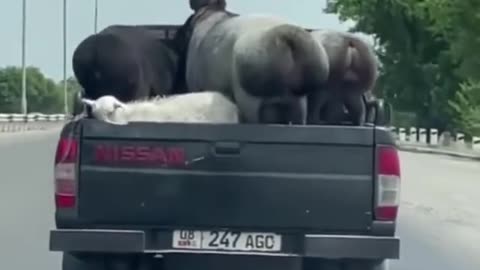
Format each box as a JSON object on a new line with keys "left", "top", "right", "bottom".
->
{"left": 81, "top": 91, "right": 240, "bottom": 125}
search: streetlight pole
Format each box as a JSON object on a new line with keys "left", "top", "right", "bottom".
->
{"left": 21, "top": 0, "right": 27, "bottom": 114}
{"left": 94, "top": 0, "right": 98, "bottom": 33}
{"left": 63, "top": 0, "right": 68, "bottom": 115}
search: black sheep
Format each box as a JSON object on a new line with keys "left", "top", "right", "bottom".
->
{"left": 72, "top": 24, "right": 185, "bottom": 105}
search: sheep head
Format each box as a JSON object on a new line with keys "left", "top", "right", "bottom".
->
{"left": 81, "top": 95, "right": 129, "bottom": 125}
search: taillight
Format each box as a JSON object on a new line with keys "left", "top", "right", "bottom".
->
{"left": 375, "top": 145, "right": 401, "bottom": 221}
{"left": 54, "top": 137, "right": 78, "bottom": 208}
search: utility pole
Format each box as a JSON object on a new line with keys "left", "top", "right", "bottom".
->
{"left": 21, "top": 0, "right": 27, "bottom": 114}
{"left": 94, "top": 0, "right": 98, "bottom": 33}
{"left": 63, "top": 0, "right": 68, "bottom": 114}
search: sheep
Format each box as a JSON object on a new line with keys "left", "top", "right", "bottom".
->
{"left": 307, "top": 29, "right": 379, "bottom": 125}
{"left": 81, "top": 91, "right": 240, "bottom": 125}
{"left": 176, "top": 4, "right": 329, "bottom": 125}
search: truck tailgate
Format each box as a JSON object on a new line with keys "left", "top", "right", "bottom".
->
{"left": 77, "top": 120, "right": 375, "bottom": 232}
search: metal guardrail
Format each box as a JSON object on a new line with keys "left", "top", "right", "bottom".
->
{"left": 0, "top": 113, "right": 70, "bottom": 133}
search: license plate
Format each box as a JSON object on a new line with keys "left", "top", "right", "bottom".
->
{"left": 172, "top": 230, "right": 282, "bottom": 252}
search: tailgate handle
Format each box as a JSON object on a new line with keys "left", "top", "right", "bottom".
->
{"left": 213, "top": 142, "right": 241, "bottom": 155}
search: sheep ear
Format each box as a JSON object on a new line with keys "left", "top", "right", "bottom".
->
{"left": 81, "top": 98, "right": 95, "bottom": 107}
{"left": 113, "top": 101, "right": 126, "bottom": 109}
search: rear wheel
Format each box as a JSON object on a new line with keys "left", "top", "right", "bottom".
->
{"left": 343, "top": 259, "right": 388, "bottom": 270}
{"left": 303, "top": 258, "right": 388, "bottom": 270}
{"left": 62, "top": 252, "right": 160, "bottom": 270}
{"left": 62, "top": 253, "right": 106, "bottom": 270}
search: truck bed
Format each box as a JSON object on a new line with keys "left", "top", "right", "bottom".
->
{"left": 59, "top": 119, "right": 393, "bottom": 234}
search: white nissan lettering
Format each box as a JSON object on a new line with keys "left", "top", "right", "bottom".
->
{"left": 172, "top": 230, "right": 282, "bottom": 252}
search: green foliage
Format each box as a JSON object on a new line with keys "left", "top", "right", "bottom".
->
{"left": 420, "top": 0, "right": 480, "bottom": 80}
{"left": 448, "top": 80, "right": 480, "bottom": 135}
{"left": 58, "top": 76, "right": 82, "bottom": 113}
{"left": 325, "top": 0, "right": 479, "bottom": 132}
{"left": 0, "top": 66, "right": 80, "bottom": 114}
{"left": 391, "top": 111, "right": 417, "bottom": 128}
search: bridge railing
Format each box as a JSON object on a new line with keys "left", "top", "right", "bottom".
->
{"left": 0, "top": 113, "right": 70, "bottom": 133}
{"left": 1, "top": 113, "right": 479, "bottom": 153}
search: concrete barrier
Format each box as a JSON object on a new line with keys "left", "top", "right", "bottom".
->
{"left": 409, "top": 127, "right": 417, "bottom": 142}
{"left": 430, "top": 128, "right": 439, "bottom": 145}
{"left": 456, "top": 133, "right": 465, "bottom": 143}
{"left": 473, "top": 136, "right": 480, "bottom": 151}
{"left": 419, "top": 128, "right": 427, "bottom": 144}
{"left": 398, "top": 127, "right": 407, "bottom": 142}
{"left": 388, "top": 126, "right": 480, "bottom": 153}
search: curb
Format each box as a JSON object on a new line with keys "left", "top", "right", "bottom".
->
{"left": 398, "top": 144, "right": 480, "bottom": 161}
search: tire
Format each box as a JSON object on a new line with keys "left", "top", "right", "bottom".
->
{"left": 62, "top": 252, "right": 107, "bottom": 270}
{"left": 343, "top": 259, "right": 388, "bottom": 270}
{"left": 303, "top": 258, "right": 388, "bottom": 270}
{"left": 62, "top": 252, "right": 160, "bottom": 270}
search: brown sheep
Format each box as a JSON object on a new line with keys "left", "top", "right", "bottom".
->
{"left": 307, "top": 29, "right": 379, "bottom": 125}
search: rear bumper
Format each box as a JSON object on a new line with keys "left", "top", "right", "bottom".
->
{"left": 49, "top": 229, "right": 399, "bottom": 260}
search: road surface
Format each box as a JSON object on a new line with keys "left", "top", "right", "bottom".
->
{"left": 0, "top": 129, "right": 479, "bottom": 270}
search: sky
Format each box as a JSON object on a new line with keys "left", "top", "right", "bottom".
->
{"left": 0, "top": 0, "right": 354, "bottom": 81}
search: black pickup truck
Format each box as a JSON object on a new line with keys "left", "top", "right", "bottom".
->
{"left": 51, "top": 27, "right": 401, "bottom": 270}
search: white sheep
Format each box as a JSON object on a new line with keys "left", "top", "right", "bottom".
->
{"left": 81, "top": 91, "right": 240, "bottom": 125}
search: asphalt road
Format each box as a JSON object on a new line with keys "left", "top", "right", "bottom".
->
{"left": 0, "top": 130, "right": 479, "bottom": 270}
